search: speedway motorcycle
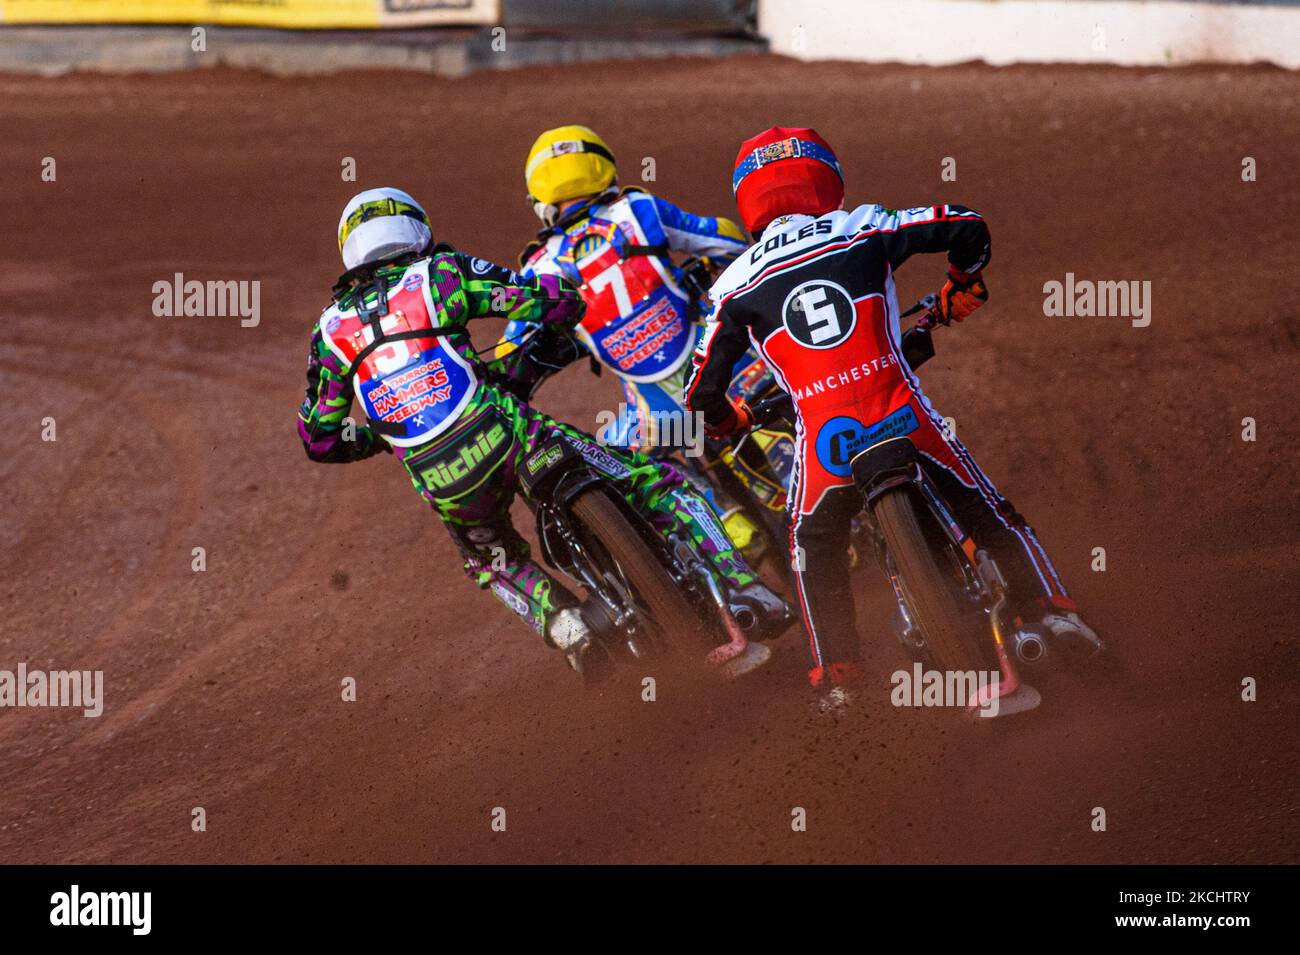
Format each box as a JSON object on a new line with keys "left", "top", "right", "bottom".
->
{"left": 493, "top": 256, "right": 797, "bottom": 576}
{"left": 747, "top": 296, "right": 1058, "bottom": 715}
{"left": 515, "top": 428, "right": 777, "bottom": 681}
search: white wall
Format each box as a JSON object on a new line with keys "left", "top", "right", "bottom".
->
{"left": 760, "top": 0, "right": 1300, "bottom": 69}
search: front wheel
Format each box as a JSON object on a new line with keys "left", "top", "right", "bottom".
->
{"left": 870, "top": 486, "right": 986, "bottom": 674}
{"left": 568, "top": 489, "right": 702, "bottom": 648}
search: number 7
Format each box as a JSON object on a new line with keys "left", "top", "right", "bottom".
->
{"left": 589, "top": 263, "right": 634, "bottom": 314}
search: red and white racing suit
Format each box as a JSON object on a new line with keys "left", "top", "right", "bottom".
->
{"left": 686, "top": 204, "right": 1074, "bottom": 685}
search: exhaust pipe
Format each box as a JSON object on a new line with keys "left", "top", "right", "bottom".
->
{"left": 1011, "top": 629, "right": 1049, "bottom": 666}
{"left": 728, "top": 605, "right": 758, "bottom": 632}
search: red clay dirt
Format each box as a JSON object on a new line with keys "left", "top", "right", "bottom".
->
{"left": 1, "top": 56, "right": 1297, "bottom": 864}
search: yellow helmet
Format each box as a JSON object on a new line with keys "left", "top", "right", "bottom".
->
{"left": 525, "top": 125, "right": 617, "bottom": 224}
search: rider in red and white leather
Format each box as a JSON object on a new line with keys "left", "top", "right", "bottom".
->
{"left": 687, "top": 127, "right": 1098, "bottom": 691}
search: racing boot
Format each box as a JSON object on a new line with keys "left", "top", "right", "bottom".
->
{"left": 548, "top": 601, "right": 618, "bottom": 687}
{"left": 1041, "top": 608, "right": 1104, "bottom": 657}
{"left": 1007, "top": 598, "right": 1103, "bottom": 669}
{"left": 809, "top": 661, "right": 865, "bottom": 714}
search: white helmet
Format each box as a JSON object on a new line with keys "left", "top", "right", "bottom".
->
{"left": 337, "top": 187, "right": 433, "bottom": 271}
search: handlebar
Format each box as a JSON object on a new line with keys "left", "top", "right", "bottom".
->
{"left": 747, "top": 391, "right": 796, "bottom": 429}
{"left": 901, "top": 292, "right": 948, "bottom": 331}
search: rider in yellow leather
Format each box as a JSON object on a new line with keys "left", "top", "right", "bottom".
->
{"left": 499, "top": 125, "right": 782, "bottom": 561}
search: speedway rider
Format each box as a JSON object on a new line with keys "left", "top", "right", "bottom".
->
{"left": 504, "top": 125, "right": 788, "bottom": 558}
{"left": 685, "top": 128, "right": 1100, "bottom": 697}
{"left": 297, "top": 187, "right": 786, "bottom": 679}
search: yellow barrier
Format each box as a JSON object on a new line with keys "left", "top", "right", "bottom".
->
{"left": 0, "top": 0, "right": 499, "bottom": 28}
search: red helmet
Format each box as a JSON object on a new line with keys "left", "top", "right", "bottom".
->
{"left": 732, "top": 127, "right": 844, "bottom": 235}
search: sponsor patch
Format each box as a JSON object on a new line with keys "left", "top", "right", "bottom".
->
{"left": 591, "top": 296, "right": 685, "bottom": 374}
{"left": 407, "top": 411, "right": 511, "bottom": 500}
{"left": 562, "top": 434, "right": 632, "bottom": 479}
{"left": 678, "top": 492, "right": 733, "bottom": 554}
{"left": 815, "top": 406, "right": 919, "bottom": 477}
{"left": 366, "top": 358, "right": 453, "bottom": 419}
{"left": 756, "top": 139, "right": 798, "bottom": 164}
{"left": 490, "top": 582, "right": 536, "bottom": 627}
{"left": 470, "top": 257, "right": 494, "bottom": 275}
{"left": 525, "top": 444, "right": 565, "bottom": 476}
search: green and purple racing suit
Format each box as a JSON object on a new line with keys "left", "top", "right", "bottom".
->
{"left": 297, "top": 245, "right": 758, "bottom": 640}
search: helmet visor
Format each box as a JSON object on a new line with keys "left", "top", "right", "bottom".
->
{"left": 338, "top": 197, "right": 431, "bottom": 252}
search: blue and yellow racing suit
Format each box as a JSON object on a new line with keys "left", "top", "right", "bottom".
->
{"left": 505, "top": 187, "right": 792, "bottom": 553}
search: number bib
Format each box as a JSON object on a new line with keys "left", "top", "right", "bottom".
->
{"left": 565, "top": 214, "right": 695, "bottom": 383}
{"left": 320, "top": 261, "right": 478, "bottom": 447}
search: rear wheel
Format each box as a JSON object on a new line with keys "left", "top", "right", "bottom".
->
{"left": 569, "top": 489, "right": 702, "bottom": 648}
{"left": 871, "top": 486, "right": 986, "bottom": 674}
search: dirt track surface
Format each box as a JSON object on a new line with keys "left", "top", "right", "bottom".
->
{"left": 1, "top": 57, "right": 1297, "bottom": 864}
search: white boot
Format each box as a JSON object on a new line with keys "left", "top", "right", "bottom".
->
{"left": 815, "top": 685, "right": 856, "bottom": 714}
{"left": 548, "top": 607, "right": 592, "bottom": 653}
{"left": 549, "top": 606, "right": 617, "bottom": 684}
{"left": 1040, "top": 610, "right": 1103, "bottom": 655}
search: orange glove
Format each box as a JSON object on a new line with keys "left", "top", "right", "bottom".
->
{"left": 704, "top": 399, "right": 755, "bottom": 440}
{"left": 936, "top": 266, "right": 988, "bottom": 323}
